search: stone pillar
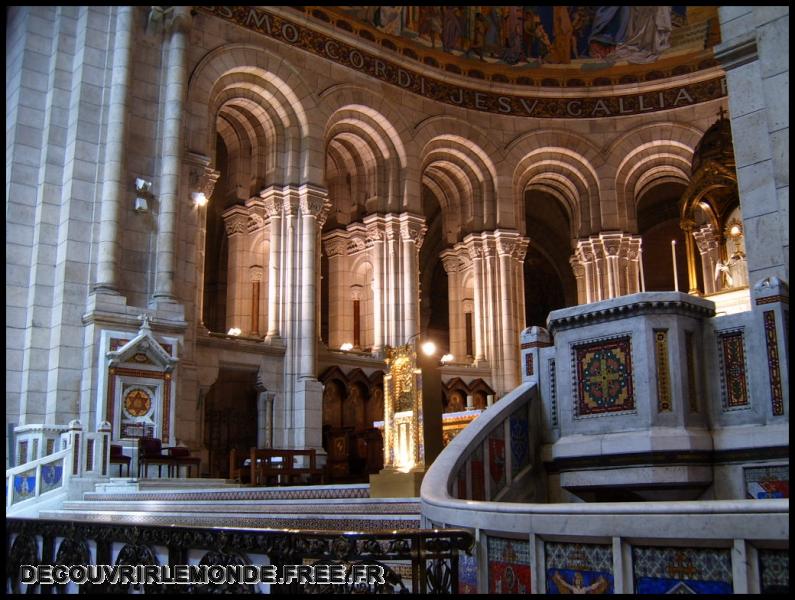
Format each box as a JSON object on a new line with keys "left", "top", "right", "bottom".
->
{"left": 322, "top": 231, "right": 349, "bottom": 350}
{"left": 468, "top": 243, "right": 486, "bottom": 362}
{"left": 298, "top": 185, "right": 328, "bottom": 378}
{"left": 513, "top": 239, "right": 529, "bottom": 335}
{"left": 188, "top": 155, "right": 219, "bottom": 329}
{"left": 441, "top": 250, "right": 464, "bottom": 360}
{"left": 249, "top": 266, "right": 263, "bottom": 336}
{"left": 222, "top": 207, "right": 249, "bottom": 332}
{"left": 261, "top": 188, "right": 283, "bottom": 341}
{"left": 496, "top": 232, "right": 520, "bottom": 391}
{"left": 570, "top": 255, "right": 587, "bottom": 304}
{"left": 153, "top": 6, "right": 192, "bottom": 301}
{"left": 681, "top": 219, "right": 699, "bottom": 294}
{"left": 95, "top": 6, "right": 134, "bottom": 294}
{"left": 693, "top": 224, "right": 721, "bottom": 294}
{"left": 364, "top": 215, "right": 385, "bottom": 354}
{"left": 400, "top": 214, "right": 426, "bottom": 344}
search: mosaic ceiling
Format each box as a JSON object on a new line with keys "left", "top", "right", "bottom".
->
{"left": 298, "top": 6, "right": 721, "bottom": 83}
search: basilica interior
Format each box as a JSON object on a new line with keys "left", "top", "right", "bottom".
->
{"left": 6, "top": 5, "right": 789, "bottom": 594}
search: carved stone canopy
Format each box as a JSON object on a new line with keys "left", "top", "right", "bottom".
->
{"left": 106, "top": 315, "right": 178, "bottom": 372}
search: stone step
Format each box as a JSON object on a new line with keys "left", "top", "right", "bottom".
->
{"left": 83, "top": 483, "right": 372, "bottom": 503}
{"left": 59, "top": 498, "right": 420, "bottom": 515}
{"left": 38, "top": 509, "right": 421, "bottom": 531}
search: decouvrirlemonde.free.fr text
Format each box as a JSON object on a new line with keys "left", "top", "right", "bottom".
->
{"left": 21, "top": 563, "right": 386, "bottom": 586}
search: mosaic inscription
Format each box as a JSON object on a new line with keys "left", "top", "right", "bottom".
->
{"left": 549, "top": 358, "right": 558, "bottom": 426}
{"left": 574, "top": 335, "right": 635, "bottom": 416}
{"left": 717, "top": 329, "right": 749, "bottom": 409}
{"left": 744, "top": 465, "right": 789, "bottom": 499}
{"left": 488, "top": 536, "right": 531, "bottom": 594}
{"left": 763, "top": 311, "right": 784, "bottom": 416}
{"left": 545, "top": 541, "right": 613, "bottom": 594}
{"left": 632, "top": 546, "right": 732, "bottom": 594}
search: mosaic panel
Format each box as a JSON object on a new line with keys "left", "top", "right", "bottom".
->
{"left": 509, "top": 407, "right": 529, "bottom": 478}
{"left": 632, "top": 546, "right": 732, "bottom": 594}
{"left": 488, "top": 425, "right": 506, "bottom": 499}
{"left": 574, "top": 335, "right": 635, "bottom": 416}
{"left": 763, "top": 311, "right": 784, "bottom": 416}
{"left": 525, "top": 352, "right": 534, "bottom": 377}
{"left": 458, "top": 551, "right": 478, "bottom": 594}
{"left": 717, "top": 329, "right": 749, "bottom": 410}
{"left": 18, "top": 440, "right": 28, "bottom": 466}
{"left": 31, "top": 439, "right": 39, "bottom": 460}
{"left": 469, "top": 444, "right": 485, "bottom": 501}
{"left": 685, "top": 330, "right": 698, "bottom": 412}
{"left": 40, "top": 462, "right": 64, "bottom": 494}
{"left": 488, "top": 536, "right": 530, "bottom": 594}
{"left": 549, "top": 358, "right": 558, "bottom": 426}
{"left": 745, "top": 465, "right": 789, "bottom": 499}
{"left": 654, "top": 330, "right": 672, "bottom": 412}
{"left": 545, "top": 541, "right": 613, "bottom": 594}
{"left": 12, "top": 469, "right": 36, "bottom": 504}
{"left": 46, "top": 439, "right": 55, "bottom": 456}
{"left": 759, "top": 549, "right": 789, "bottom": 594}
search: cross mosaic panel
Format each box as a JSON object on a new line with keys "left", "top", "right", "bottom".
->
{"left": 509, "top": 406, "right": 529, "bottom": 478}
{"left": 716, "top": 329, "right": 749, "bottom": 410}
{"left": 545, "top": 541, "right": 613, "bottom": 594}
{"left": 573, "top": 335, "right": 635, "bottom": 416}
{"left": 744, "top": 465, "right": 789, "bottom": 499}
{"left": 759, "top": 549, "right": 789, "bottom": 594}
{"left": 488, "top": 536, "right": 531, "bottom": 594}
{"left": 632, "top": 546, "right": 732, "bottom": 594}
{"left": 488, "top": 425, "right": 506, "bottom": 499}
{"left": 458, "top": 551, "right": 478, "bottom": 594}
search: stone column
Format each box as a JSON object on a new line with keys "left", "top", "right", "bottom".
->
{"left": 601, "top": 233, "right": 623, "bottom": 298}
{"left": 322, "top": 230, "right": 349, "bottom": 349}
{"left": 298, "top": 185, "right": 329, "bottom": 378}
{"left": 441, "top": 250, "right": 464, "bottom": 359}
{"left": 693, "top": 224, "right": 721, "bottom": 294}
{"left": 188, "top": 155, "right": 219, "bottom": 329}
{"left": 400, "top": 214, "right": 426, "bottom": 344}
{"left": 249, "top": 266, "right": 263, "bottom": 336}
{"left": 153, "top": 6, "right": 192, "bottom": 301}
{"left": 496, "top": 232, "right": 520, "bottom": 391}
{"left": 468, "top": 242, "right": 486, "bottom": 362}
{"left": 261, "top": 187, "right": 283, "bottom": 341}
{"left": 95, "top": 6, "right": 134, "bottom": 293}
{"left": 570, "top": 255, "right": 587, "bottom": 304}
{"left": 681, "top": 219, "right": 699, "bottom": 294}
{"left": 222, "top": 207, "right": 249, "bottom": 332}
{"left": 512, "top": 238, "right": 529, "bottom": 336}
{"left": 364, "top": 215, "right": 385, "bottom": 354}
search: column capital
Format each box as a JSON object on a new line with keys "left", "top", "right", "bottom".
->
{"left": 187, "top": 152, "right": 220, "bottom": 200}
{"left": 350, "top": 284, "right": 363, "bottom": 301}
{"left": 249, "top": 265, "right": 264, "bottom": 282}
{"left": 399, "top": 215, "right": 427, "bottom": 248}
{"left": 322, "top": 230, "right": 350, "bottom": 258}
{"left": 259, "top": 186, "right": 284, "bottom": 217}
{"left": 569, "top": 254, "right": 586, "bottom": 278}
{"left": 164, "top": 6, "right": 193, "bottom": 34}
{"left": 494, "top": 230, "right": 522, "bottom": 257}
{"left": 299, "top": 184, "right": 330, "bottom": 218}
{"left": 439, "top": 249, "right": 462, "bottom": 274}
{"left": 222, "top": 206, "right": 250, "bottom": 237}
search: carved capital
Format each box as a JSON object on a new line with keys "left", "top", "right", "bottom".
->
{"left": 569, "top": 255, "right": 586, "bottom": 278}
{"left": 248, "top": 213, "right": 265, "bottom": 233}
{"left": 440, "top": 251, "right": 461, "bottom": 274}
{"left": 222, "top": 207, "right": 249, "bottom": 237}
{"left": 188, "top": 153, "right": 220, "bottom": 200}
{"left": 249, "top": 265, "right": 264, "bottom": 282}
{"left": 350, "top": 285, "right": 363, "bottom": 301}
{"left": 323, "top": 232, "right": 349, "bottom": 258}
{"left": 299, "top": 185, "right": 329, "bottom": 218}
{"left": 260, "top": 188, "right": 283, "bottom": 217}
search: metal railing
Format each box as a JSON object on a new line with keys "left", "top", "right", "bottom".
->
{"left": 6, "top": 518, "right": 474, "bottom": 594}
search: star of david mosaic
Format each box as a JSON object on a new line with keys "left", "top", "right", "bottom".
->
{"left": 575, "top": 336, "right": 635, "bottom": 416}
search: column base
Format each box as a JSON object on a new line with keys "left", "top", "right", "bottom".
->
{"left": 369, "top": 468, "right": 426, "bottom": 498}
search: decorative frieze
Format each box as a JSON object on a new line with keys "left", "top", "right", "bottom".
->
{"left": 763, "top": 311, "right": 784, "bottom": 416}
{"left": 654, "top": 329, "right": 672, "bottom": 413}
{"left": 716, "top": 328, "right": 749, "bottom": 410}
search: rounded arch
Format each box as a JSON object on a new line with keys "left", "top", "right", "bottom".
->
{"left": 505, "top": 129, "right": 601, "bottom": 238}
{"left": 605, "top": 121, "right": 704, "bottom": 231}
{"left": 186, "top": 44, "right": 323, "bottom": 185}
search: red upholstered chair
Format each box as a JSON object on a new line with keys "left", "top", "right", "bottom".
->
{"left": 109, "top": 444, "right": 131, "bottom": 477}
{"left": 167, "top": 446, "right": 201, "bottom": 478}
{"left": 137, "top": 437, "right": 177, "bottom": 478}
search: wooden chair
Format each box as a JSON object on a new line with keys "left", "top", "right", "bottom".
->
{"left": 137, "top": 437, "right": 178, "bottom": 478}
{"left": 167, "top": 446, "right": 201, "bottom": 478}
{"left": 109, "top": 444, "right": 131, "bottom": 477}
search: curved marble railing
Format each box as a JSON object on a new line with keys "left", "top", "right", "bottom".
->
{"left": 420, "top": 385, "right": 789, "bottom": 594}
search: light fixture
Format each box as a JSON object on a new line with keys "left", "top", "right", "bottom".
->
{"left": 227, "top": 327, "right": 241, "bottom": 336}
{"left": 440, "top": 353, "right": 454, "bottom": 364}
{"left": 134, "top": 178, "right": 152, "bottom": 213}
{"left": 729, "top": 225, "right": 741, "bottom": 237}
{"left": 421, "top": 341, "right": 436, "bottom": 356}
{"left": 192, "top": 191, "right": 208, "bottom": 207}
{"left": 340, "top": 342, "right": 353, "bottom": 351}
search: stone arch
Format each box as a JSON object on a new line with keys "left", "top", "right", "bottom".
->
{"left": 605, "top": 121, "right": 703, "bottom": 231}
{"left": 186, "top": 43, "right": 323, "bottom": 186}
{"left": 505, "top": 129, "right": 601, "bottom": 239}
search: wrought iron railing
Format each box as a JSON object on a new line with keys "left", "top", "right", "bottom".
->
{"left": 7, "top": 518, "right": 473, "bottom": 594}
